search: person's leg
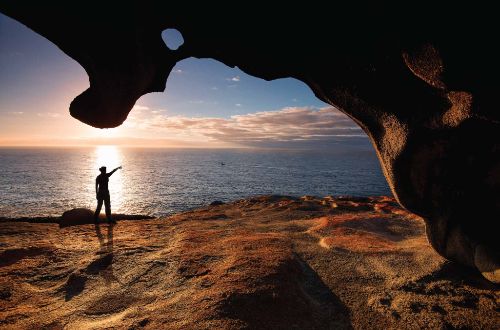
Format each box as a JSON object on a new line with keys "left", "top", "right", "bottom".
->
{"left": 94, "top": 198, "right": 103, "bottom": 222}
{"left": 104, "top": 194, "right": 113, "bottom": 223}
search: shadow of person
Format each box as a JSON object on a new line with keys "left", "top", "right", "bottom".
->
{"left": 90, "top": 223, "right": 119, "bottom": 286}
{"left": 64, "top": 223, "right": 120, "bottom": 301}
{"left": 95, "top": 222, "right": 113, "bottom": 254}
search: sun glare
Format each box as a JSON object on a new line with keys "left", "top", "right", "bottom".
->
{"left": 94, "top": 145, "right": 121, "bottom": 169}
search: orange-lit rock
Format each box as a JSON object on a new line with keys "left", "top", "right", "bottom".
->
{"left": 0, "top": 196, "right": 496, "bottom": 329}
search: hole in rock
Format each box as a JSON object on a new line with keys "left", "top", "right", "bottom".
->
{"left": 161, "top": 28, "right": 184, "bottom": 50}
{"left": 130, "top": 57, "right": 391, "bottom": 215}
{"left": 0, "top": 13, "right": 391, "bottom": 219}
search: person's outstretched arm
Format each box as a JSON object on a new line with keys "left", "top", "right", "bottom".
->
{"left": 107, "top": 166, "right": 122, "bottom": 177}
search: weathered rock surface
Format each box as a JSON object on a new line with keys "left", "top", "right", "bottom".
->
{"left": 0, "top": 3, "right": 498, "bottom": 277}
{"left": 0, "top": 196, "right": 497, "bottom": 329}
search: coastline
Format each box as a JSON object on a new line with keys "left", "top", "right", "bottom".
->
{"left": 0, "top": 195, "right": 497, "bottom": 329}
{"left": 0, "top": 194, "right": 394, "bottom": 225}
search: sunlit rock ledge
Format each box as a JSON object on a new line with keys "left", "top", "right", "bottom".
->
{"left": 0, "top": 195, "right": 498, "bottom": 329}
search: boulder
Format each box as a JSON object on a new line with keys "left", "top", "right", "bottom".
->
{"left": 60, "top": 208, "right": 95, "bottom": 228}
{"left": 60, "top": 209, "right": 154, "bottom": 228}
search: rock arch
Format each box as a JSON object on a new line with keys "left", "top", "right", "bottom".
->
{"left": 1, "top": 2, "right": 498, "bottom": 282}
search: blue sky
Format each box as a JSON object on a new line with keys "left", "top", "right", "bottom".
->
{"left": 0, "top": 13, "right": 364, "bottom": 147}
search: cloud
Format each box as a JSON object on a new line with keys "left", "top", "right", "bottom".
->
{"left": 37, "top": 112, "right": 60, "bottom": 118}
{"left": 173, "top": 69, "right": 183, "bottom": 74}
{"left": 235, "top": 103, "right": 242, "bottom": 107}
{"left": 7, "top": 111, "right": 24, "bottom": 115}
{"left": 127, "top": 106, "right": 364, "bottom": 147}
{"left": 226, "top": 76, "right": 240, "bottom": 82}
{"left": 132, "top": 105, "right": 150, "bottom": 111}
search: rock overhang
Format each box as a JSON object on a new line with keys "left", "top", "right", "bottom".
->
{"left": 0, "top": 2, "right": 498, "bottom": 282}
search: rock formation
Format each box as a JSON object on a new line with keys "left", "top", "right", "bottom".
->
{"left": 59, "top": 208, "right": 154, "bottom": 228}
{"left": 61, "top": 208, "right": 95, "bottom": 228}
{"left": 1, "top": 196, "right": 497, "bottom": 328}
{"left": 0, "top": 3, "right": 498, "bottom": 281}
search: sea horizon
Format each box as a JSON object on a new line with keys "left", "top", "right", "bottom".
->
{"left": 0, "top": 144, "right": 391, "bottom": 218}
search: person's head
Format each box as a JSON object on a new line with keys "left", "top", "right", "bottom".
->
{"left": 99, "top": 166, "right": 106, "bottom": 174}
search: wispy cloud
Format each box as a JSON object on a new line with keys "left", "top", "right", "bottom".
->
{"left": 7, "top": 111, "right": 24, "bottom": 115}
{"left": 130, "top": 105, "right": 166, "bottom": 114}
{"left": 226, "top": 76, "right": 240, "bottom": 82}
{"left": 132, "top": 105, "right": 150, "bottom": 111}
{"left": 37, "top": 112, "right": 60, "bottom": 118}
{"left": 1, "top": 106, "right": 366, "bottom": 148}
{"left": 173, "top": 69, "right": 183, "bottom": 74}
{"left": 235, "top": 103, "right": 242, "bottom": 107}
{"left": 127, "top": 106, "right": 364, "bottom": 147}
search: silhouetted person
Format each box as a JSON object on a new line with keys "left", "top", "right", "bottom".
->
{"left": 94, "top": 165, "right": 121, "bottom": 223}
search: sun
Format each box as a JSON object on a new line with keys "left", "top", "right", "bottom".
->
{"left": 94, "top": 145, "right": 121, "bottom": 169}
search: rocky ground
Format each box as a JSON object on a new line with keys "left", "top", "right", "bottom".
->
{"left": 0, "top": 195, "right": 498, "bottom": 329}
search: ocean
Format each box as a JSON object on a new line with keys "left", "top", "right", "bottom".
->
{"left": 0, "top": 143, "right": 391, "bottom": 218}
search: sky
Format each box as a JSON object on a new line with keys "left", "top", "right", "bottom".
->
{"left": 0, "top": 13, "right": 366, "bottom": 148}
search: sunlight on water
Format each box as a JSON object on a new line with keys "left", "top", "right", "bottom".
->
{"left": 93, "top": 145, "right": 124, "bottom": 213}
{"left": 0, "top": 145, "right": 391, "bottom": 217}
